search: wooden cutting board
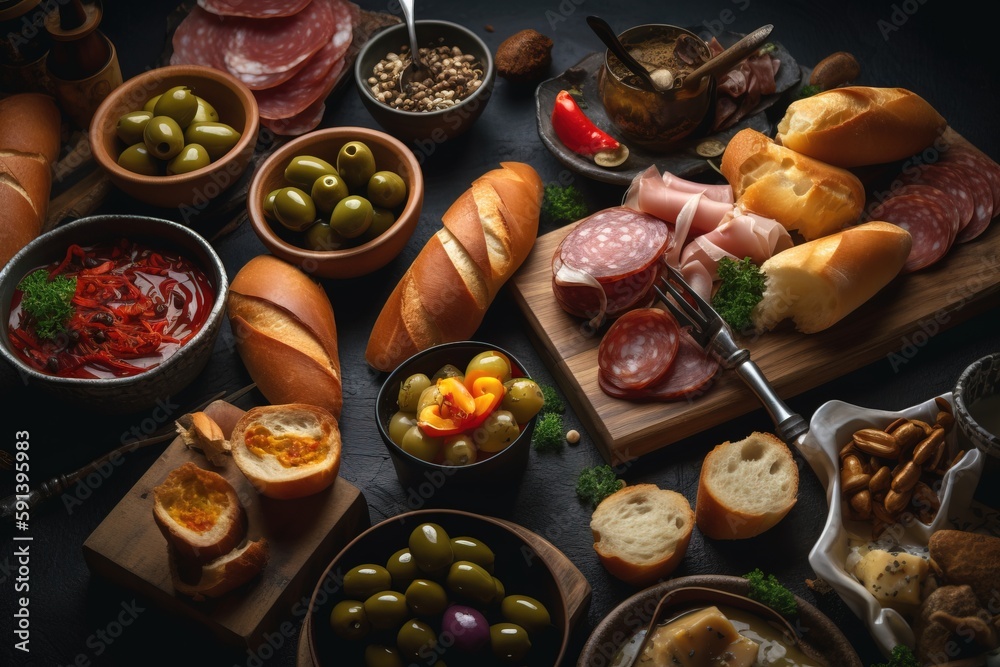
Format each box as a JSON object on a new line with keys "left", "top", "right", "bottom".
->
{"left": 82, "top": 400, "right": 370, "bottom": 649}
{"left": 509, "top": 175, "right": 1000, "bottom": 465}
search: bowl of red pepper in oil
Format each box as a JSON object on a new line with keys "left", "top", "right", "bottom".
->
{"left": 0, "top": 214, "right": 228, "bottom": 414}
{"left": 375, "top": 341, "right": 540, "bottom": 508}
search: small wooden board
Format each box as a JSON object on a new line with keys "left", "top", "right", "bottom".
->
{"left": 295, "top": 519, "right": 592, "bottom": 666}
{"left": 509, "top": 183, "right": 1000, "bottom": 465}
{"left": 82, "top": 400, "right": 370, "bottom": 649}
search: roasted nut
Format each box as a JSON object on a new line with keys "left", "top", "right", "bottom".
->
{"left": 911, "top": 481, "right": 940, "bottom": 514}
{"left": 929, "top": 432, "right": 948, "bottom": 470}
{"left": 808, "top": 51, "right": 860, "bottom": 90}
{"left": 849, "top": 490, "right": 873, "bottom": 519}
{"left": 892, "top": 421, "right": 925, "bottom": 453}
{"left": 884, "top": 417, "right": 909, "bottom": 434}
{"left": 936, "top": 411, "right": 956, "bottom": 431}
{"left": 935, "top": 396, "right": 953, "bottom": 415}
{"left": 913, "top": 428, "right": 945, "bottom": 465}
{"left": 853, "top": 428, "right": 900, "bottom": 458}
{"left": 911, "top": 419, "right": 934, "bottom": 435}
{"left": 869, "top": 465, "right": 892, "bottom": 494}
{"left": 842, "top": 467, "right": 872, "bottom": 495}
{"left": 885, "top": 488, "right": 913, "bottom": 515}
{"left": 891, "top": 461, "right": 921, "bottom": 493}
{"left": 839, "top": 439, "right": 857, "bottom": 459}
{"left": 872, "top": 500, "right": 895, "bottom": 525}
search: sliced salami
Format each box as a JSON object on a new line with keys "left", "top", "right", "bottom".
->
{"left": 869, "top": 193, "right": 953, "bottom": 272}
{"left": 261, "top": 96, "right": 327, "bottom": 136}
{"left": 598, "top": 308, "right": 680, "bottom": 391}
{"left": 904, "top": 165, "right": 975, "bottom": 236}
{"left": 934, "top": 158, "right": 994, "bottom": 243}
{"left": 224, "top": 0, "right": 335, "bottom": 76}
{"left": 557, "top": 207, "right": 671, "bottom": 281}
{"left": 256, "top": 36, "right": 349, "bottom": 120}
{"left": 941, "top": 137, "right": 1000, "bottom": 216}
{"left": 170, "top": 6, "right": 228, "bottom": 70}
{"left": 886, "top": 183, "right": 960, "bottom": 246}
{"left": 598, "top": 329, "right": 718, "bottom": 402}
{"left": 198, "top": 0, "right": 314, "bottom": 18}
{"left": 553, "top": 262, "right": 658, "bottom": 321}
{"left": 235, "top": 55, "right": 311, "bottom": 91}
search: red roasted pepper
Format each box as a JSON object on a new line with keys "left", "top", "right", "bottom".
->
{"left": 417, "top": 376, "right": 505, "bottom": 437}
{"left": 550, "top": 90, "right": 629, "bottom": 166}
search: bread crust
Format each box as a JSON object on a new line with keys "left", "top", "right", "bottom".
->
{"left": 776, "top": 86, "right": 947, "bottom": 168}
{"left": 169, "top": 539, "right": 269, "bottom": 600}
{"left": 695, "top": 432, "right": 798, "bottom": 540}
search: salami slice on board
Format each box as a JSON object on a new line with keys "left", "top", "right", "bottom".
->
{"left": 934, "top": 158, "right": 995, "bottom": 243}
{"left": 941, "top": 139, "right": 1000, "bottom": 216}
{"left": 198, "top": 0, "right": 314, "bottom": 18}
{"left": 261, "top": 96, "right": 328, "bottom": 136}
{"left": 552, "top": 263, "right": 658, "bottom": 321}
{"left": 904, "top": 164, "right": 975, "bottom": 236}
{"left": 233, "top": 55, "right": 312, "bottom": 91}
{"left": 557, "top": 207, "right": 671, "bottom": 281}
{"left": 598, "top": 329, "right": 719, "bottom": 402}
{"left": 224, "top": 0, "right": 335, "bottom": 76}
{"left": 869, "top": 193, "right": 953, "bottom": 272}
{"left": 598, "top": 308, "right": 680, "bottom": 391}
{"left": 170, "top": 6, "right": 228, "bottom": 70}
{"left": 256, "top": 37, "right": 349, "bottom": 119}
{"left": 885, "top": 183, "right": 961, "bottom": 246}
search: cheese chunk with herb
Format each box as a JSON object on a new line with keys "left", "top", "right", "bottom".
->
{"left": 853, "top": 549, "right": 928, "bottom": 614}
{"left": 640, "top": 606, "right": 758, "bottom": 667}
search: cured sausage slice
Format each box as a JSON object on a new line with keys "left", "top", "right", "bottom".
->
{"left": 261, "top": 92, "right": 327, "bottom": 136}
{"left": 557, "top": 207, "right": 671, "bottom": 280}
{"left": 170, "top": 6, "right": 228, "bottom": 70}
{"left": 869, "top": 193, "right": 954, "bottom": 272}
{"left": 256, "top": 34, "right": 350, "bottom": 120}
{"left": 598, "top": 329, "right": 718, "bottom": 401}
{"left": 941, "top": 139, "right": 1000, "bottom": 216}
{"left": 904, "top": 165, "right": 975, "bottom": 237}
{"left": 885, "top": 183, "right": 960, "bottom": 246}
{"left": 198, "top": 0, "right": 313, "bottom": 18}
{"left": 552, "top": 262, "right": 658, "bottom": 321}
{"left": 224, "top": 0, "right": 335, "bottom": 76}
{"left": 598, "top": 308, "right": 680, "bottom": 391}
{"left": 934, "top": 158, "right": 994, "bottom": 243}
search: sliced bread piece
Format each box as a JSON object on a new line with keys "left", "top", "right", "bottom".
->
{"left": 590, "top": 484, "right": 694, "bottom": 586}
{"left": 169, "top": 539, "right": 269, "bottom": 601}
{"left": 695, "top": 431, "right": 798, "bottom": 540}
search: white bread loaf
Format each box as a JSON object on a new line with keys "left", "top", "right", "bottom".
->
{"left": 590, "top": 484, "right": 694, "bottom": 586}
{"left": 227, "top": 255, "right": 342, "bottom": 419}
{"left": 776, "top": 86, "right": 947, "bottom": 168}
{"left": 695, "top": 432, "right": 798, "bottom": 540}
{"left": 365, "top": 162, "right": 543, "bottom": 372}
{"left": 152, "top": 462, "right": 246, "bottom": 564}
{"left": 0, "top": 93, "right": 61, "bottom": 266}
{"left": 721, "top": 128, "right": 865, "bottom": 241}
{"left": 169, "top": 539, "right": 269, "bottom": 600}
{"left": 229, "top": 403, "right": 341, "bottom": 500}
{"left": 753, "top": 221, "right": 912, "bottom": 334}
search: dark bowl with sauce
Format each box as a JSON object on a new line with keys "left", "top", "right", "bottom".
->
{"left": 0, "top": 214, "right": 228, "bottom": 414}
{"left": 954, "top": 353, "right": 1000, "bottom": 507}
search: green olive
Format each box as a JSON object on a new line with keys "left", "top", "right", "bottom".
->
{"left": 398, "top": 373, "right": 432, "bottom": 412}
{"left": 492, "top": 577, "right": 506, "bottom": 604}
{"left": 385, "top": 549, "right": 420, "bottom": 590}
{"left": 473, "top": 410, "right": 520, "bottom": 454}
{"left": 500, "top": 595, "right": 551, "bottom": 635}
{"left": 329, "top": 195, "right": 373, "bottom": 239}
{"left": 466, "top": 350, "right": 512, "bottom": 383}
{"left": 400, "top": 425, "right": 442, "bottom": 463}
{"left": 397, "top": 618, "right": 437, "bottom": 660}
{"left": 329, "top": 599, "right": 370, "bottom": 640}
{"left": 191, "top": 95, "right": 219, "bottom": 124}
{"left": 387, "top": 411, "right": 417, "bottom": 447}
{"left": 364, "top": 645, "right": 404, "bottom": 667}
{"left": 441, "top": 434, "right": 477, "bottom": 466}
{"left": 117, "top": 143, "right": 161, "bottom": 176}
{"left": 344, "top": 564, "right": 393, "bottom": 600}
{"left": 490, "top": 623, "right": 531, "bottom": 663}
{"left": 364, "top": 590, "right": 409, "bottom": 631}
{"left": 337, "top": 141, "right": 377, "bottom": 190}
{"left": 153, "top": 85, "right": 198, "bottom": 127}
{"left": 285, "top": 155, "right": 337, "bottom": 189}
{"left": 263, "top": 189, "right": 281, "bottom": 218}
{"left": 310, "top": 172, "right": 350, "bottom": 215}
{"left": 367, "top": 170, "right": 407, "bottom": 208}
{"left": 450, "top": 537, "right": 494, "bottom": 573}
{"left": 432, "top": 364, "right": 464, "bottom": 383}
{"left": 446, "top": 561, "right": 495, "bottom": 605}
{"left": 166, "top": 143, "right": 210, "bottom": 175}
{"left": 116, "top": 110, "right": 153, "bottom": 145}
{"left": 183, "top": 122, "right": 241, "bottom": 160}
{"left": 405, "top": 579, "right": 448, "bottom": 617}
{"left": 143, "top": 115, "right": 185, "bottom": 160}
{"left": 272, "top": 186, "right": 317, "bottom": 232}
{"left": 416, "top": 385, "right": 442, "bottom": 415}
{"left": 142, "top": 94, "right": 161, "bottom": 113}
{"left": 361, "top": 207, "right": 396, "bottom": 242}
{"left": 409, "top": 523, "right": 453, "bottom": 575}
{"left": 304, "top": 221, "right": 347, "bottom": 251}
{"left": 501, "top": 378, "right": 545, "bottom": 425}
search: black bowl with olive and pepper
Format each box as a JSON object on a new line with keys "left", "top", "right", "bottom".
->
{"left": 308, "top": 510, "right": 570, "bottom": 667}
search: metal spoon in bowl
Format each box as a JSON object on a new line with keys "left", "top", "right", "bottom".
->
{"left": 674, "top": 23, "right": 774, "bottom": 91}
{"left": 586, "top": 16, "right": 674, "bottom": 93}
{"left": 398, "top": 0, "right": 432, "bottom": 93}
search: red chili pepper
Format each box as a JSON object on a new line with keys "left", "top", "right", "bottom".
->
{"left": 550, "top": 90, "right": 631, "bottom": 169}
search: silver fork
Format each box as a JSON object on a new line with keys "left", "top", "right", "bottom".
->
{"left": 654, "top": 265, "right": 809, "bottom": 445}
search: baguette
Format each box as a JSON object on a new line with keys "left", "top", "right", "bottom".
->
{"left": 169, "top": 539, "right": 269, "bottom": 600}
{"left": 229, "top": 403, "right": 341, "bottom": 500}
{"left": 590, "top": 484, "right": 694, "bottom": 586}
{"left": 721, "top": 128, "right": 866, "bottom": 241}
{"left": 753, "top": 221, "right": 912, "bottom": 334}
{"left": 0, "top": 93, "right": 62, "bottom": 266}
{"left": 152, "top": 462, "right": 246, "bottom": 564}
{"left": 365, "top": 162, "right": 543, "bottom": 372}
{"left": 776, "top": 86, "right": 947, "bottom": 168}
{"left": 695, "top": 432, "right": 798, "bottom": 540}
{"left": 227, "top": 254, "right": 342, "bottom": 419}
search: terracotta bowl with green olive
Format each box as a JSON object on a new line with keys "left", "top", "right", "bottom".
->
{"left": 89, "top": 64, "right": 258, "bottom": 209}
{"left": 247, "top": 126, "right": 424, "bottom": 279}
{"left": 375, "top": 341, "right": 542, "bottom": 504}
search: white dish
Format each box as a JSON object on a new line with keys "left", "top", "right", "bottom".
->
{"left": 795, "top": 392, "right": 984, "bottom": 654}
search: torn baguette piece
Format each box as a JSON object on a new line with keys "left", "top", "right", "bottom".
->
{"left": 169, "top": 539, "right": 269, "bottom": 600}
{"left": 175, "top": 411, "right": 229, "bottom": 466}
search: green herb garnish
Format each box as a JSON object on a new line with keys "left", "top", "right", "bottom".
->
{"left": 743, "top": 568, "right": 797, "bottom": 617}
{"left": 539, "top": 384, "right": 565, "bottom": 415}
{"left": 712, "top": 257, "right": 766, "bottom": 333}
{"left": 799, "top": 83, "right": 822, "bottom": 98}
{"left": 17, "top": 270, "right": 76, "bottom": 339}
{"left": 576, "top": 464, "right": 624, "bottom": 508}
{"left": 541, "top": 183, "right": 589, "bottom": 226}
{"left": 871, "top": 645, "right": 918, "bottom": 667}
{"left": 532, "top": 412, "right": 564, "bottom": 453}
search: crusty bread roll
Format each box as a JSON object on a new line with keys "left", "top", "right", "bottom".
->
{"left": 695, "top": 432, "right": 798, "bottom": 540}
{"left": 169, "top": 539, "right": 269, "bottom": 600}
{"left": 228, "top": 255, "right": 342, "bottom": 419}
{"left": 152, "top": 462, "right": 246, "bottom": 564}
{"left": 175, "top": 411, "right": 229, "bottom": 466}
{"left": 753, "top": 221, "right": 912, "bottom": 334}
{"left": 590, "top": 484, "right": 694, "bottom": 586}
{"left": 365, "top": 162, "right": 543, "bottom": 372}
{"left": 0, "top": 93, "right": 62, "bottom": 266}
{"left": 721, "top": 128, "right": 865, "bottom": 241}
{"left": 776, "top": 86, "right": 947, "bottom": 168}
{"left": 229, "top": 403, "right": 341, "bottom": 500}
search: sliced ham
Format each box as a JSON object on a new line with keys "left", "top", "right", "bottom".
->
{"left": 626, "top": 165, "right": 736, "bottom": 234}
